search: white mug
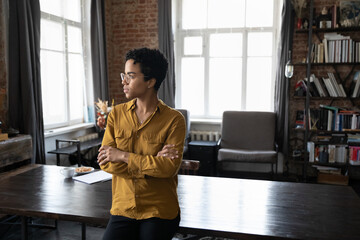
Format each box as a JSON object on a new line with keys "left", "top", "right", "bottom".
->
{"left": 60, "top": 167, "right": 75, "bottom": 178}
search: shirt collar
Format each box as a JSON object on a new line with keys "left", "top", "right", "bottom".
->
{"left": 126, "top": 98, "right": 165, "bottom": 113}
{"left": 126, "top": 99, "right": 137, "bottom": 111}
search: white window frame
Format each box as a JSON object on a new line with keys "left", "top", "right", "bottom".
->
{"left": 40, "top": 0, "right": 90, "bottom": 130}
{"left": 173, "top": 0, "right": 281, "bottom": 119}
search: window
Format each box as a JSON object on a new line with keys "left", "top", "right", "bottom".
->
{"left": 174, "top": 0, "right": 280, "bottom": 119}
{"left": 40, "top": 0, "right": 90, "bottom": 129}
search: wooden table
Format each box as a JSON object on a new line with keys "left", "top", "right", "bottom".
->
{"left": 1, "top": 165, "right": 360, "bottom": 240}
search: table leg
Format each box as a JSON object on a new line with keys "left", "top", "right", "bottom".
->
{"left": 77, "top": 143, "right": 81, "bottom": 167}
{"left": 82, "top": 223, "right": 86, "bottom": 240}
{"left": 56, "top": 153, "right": 60, "bottom": 166}
{"left": 21, "top": 216, "right": 28, "bottom": 240}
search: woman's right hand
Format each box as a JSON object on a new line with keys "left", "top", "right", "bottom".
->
{"left": 157, "top": 144, "right": 179, "bottom": 159}
{"left": 97, "top": 116, "right": 106, "bottom": 130}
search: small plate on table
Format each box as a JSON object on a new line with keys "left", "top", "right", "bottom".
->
{"left": 75, "top": 167, "right": 94, "bottom": 175}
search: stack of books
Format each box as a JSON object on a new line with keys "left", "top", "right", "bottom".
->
{"left": 310, "top": 33, "right": 360, "bottom": 64}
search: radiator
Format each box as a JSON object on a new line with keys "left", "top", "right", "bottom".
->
{"left": 190, "top": 131, "right": 221, "bottom": 142}
{"left": 74, "top": 133, "right": 99, "bottom": 160}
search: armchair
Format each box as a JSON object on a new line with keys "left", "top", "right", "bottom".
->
{"left": 217, "top": 111, "right": 278, "bottom": 178}
{"left": 176, "top": 109, "right": 190, "bottom": 158}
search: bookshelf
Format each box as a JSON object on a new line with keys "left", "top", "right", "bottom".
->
{"left": 290, "top": 0, "right": 360, "bottom": 182}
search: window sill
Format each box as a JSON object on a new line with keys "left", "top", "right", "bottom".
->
{"left": 191, "top": 118, "right": 222, "bottom": 125}
{"left": 44, "top": 123, "right": 95, "bottom": 138}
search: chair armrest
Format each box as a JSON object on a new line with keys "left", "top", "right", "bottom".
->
{"left": 56, "top": 139, "right": 81, "bottom": 144}
{"left": 55, "top": 139, "right": 80, "bottom": 150}
{"left": 274, "top": 142, "right": 279, "bottom": 153}
{"left": 216, "top": 138, "right": 221, "bottom": 147}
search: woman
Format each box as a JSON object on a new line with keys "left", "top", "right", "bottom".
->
{"left": 97, "top": 48, "right": 185, "bottom": 240}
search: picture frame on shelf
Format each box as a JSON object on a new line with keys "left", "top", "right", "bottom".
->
{"left": 339, "top": 0, "right": 360, "bottom": 27}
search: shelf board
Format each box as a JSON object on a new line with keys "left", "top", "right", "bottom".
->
{"left": 310, "top": 162, "right": 347, "bottom": 167}
{"left": 294, "top": 62, "right": 360, "bottom": 66}
{"left": 294, "top": 128, "right": 360, "bottom": 134}
{"left": 295, "top": 26, "right": 360, "bottom": 33}
{"left": 292, "top": 96, "right": 357, "bottom": 100}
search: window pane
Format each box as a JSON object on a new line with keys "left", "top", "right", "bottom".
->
{"left": 184, "top": 36, "right": 203, "bottom": 55}
{"left": 208, "top": 0, "right": 245, "bottom": 28}
{"left": 40, "top": 0, "right": 62, "bottom": 17}
{"left": 41, "top": 20, "right": 64, "bottom": 51}
{"left": 181, "top": 57, "right": 204, "bottom": 115}
{"left": 41, "top": 50, "right": 66, "bottom": 124}
{"left": 182, "top": 0, "right": 207, "bottom": 29}
{"left": 246, "top": 0, "right": 273, "bottom": 27}
{"left": 64, "top": 0, "right": 81, "bottom": 22}
{"left": 246, "top": 57, "right": 272, "bottom": 111}
{"left": 68, "top": 26, "right": 82, "bottom": 53}
{"left": 209, "top": 58, "right": 242, "bottom": 116}
{"left": 210, "top": 33, "right": 242, "bottom": 57}
{"left": 68, "top": 54, "right": 85, "bottom": 120}
{"left": 248, "top": 32, "right": 273, "bottom": 57}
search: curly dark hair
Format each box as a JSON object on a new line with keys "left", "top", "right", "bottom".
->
{"left": 125, "top": 48, "right": 168, "bottom": 91}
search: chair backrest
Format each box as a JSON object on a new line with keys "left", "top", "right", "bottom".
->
{"left": 179, "top": 159, "right": 200, "bottom": 175}
{"left": 221, "top": 111, "right": 276, "bottom": 151}
{"left": 176, "top": 109, "right": 190, "bottom": 141}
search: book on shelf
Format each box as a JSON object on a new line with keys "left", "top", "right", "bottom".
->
{"left": 320, "top": 105, "right": 339, "bottom": 131}
{"left": 311, "top": 144, "right": 347, "bottom": 164}
{"left": 323, "top": 38, "right": 329, "bottom": 63}
{"left": 295, "top": 110, "right": 305, "bottom": 129}
{"left": 321, "top": 33, "right": 359, "bottom": 63}
{"left": 318, "top": 77, "right": 330, "bottom": 97}
{"left": 330, "top": 5, "right": 339, "bottom": 28}
{"left": 322, "top": 77, "right": 337, "bottom": 97}
{"left": 311, "top": 74, "right": 326, "bottom": 97}
{"left": 328, "top": 145, "right": 336, "bottom": 163}
{"left": 307, "top": 77, "right": 320, "bottom": 97}
{"left": 307, "top": 141, "right": 315, "bottom": 163}
{"left": 327, "top": 72, "right": 345, "bottom": 97}
{"left": 313, "top": 165, "right": 342, "bottom": 175}
{"left": 309, "top": 108, "right": 321, "bottom": 130}
{"left": 349, "top": 146, "right": 360, "bottom": 165}
{"left": 318, "top": 145, "right": 329, "bottom": 163}
{"left": 294, "top": 79, "right": 307, "bottom": 96}
{"left": 350, "top": 71, "right": 360, "bottom": 98}
{"left": 318, "top": 105, "right": 356, "bottom": 131}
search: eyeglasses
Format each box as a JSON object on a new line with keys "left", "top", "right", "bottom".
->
{"left": 120, "top": 73, "right": 149, "bottom": 84}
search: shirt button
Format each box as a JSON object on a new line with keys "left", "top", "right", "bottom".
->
{"left": 135, "top": 195, "right": 139, "bottom": 198}
{"left": 134, "top": 179, "right": 138, "bottom": 183}
{"left": 137, "top": 135, "right": 139, "bottom": 138}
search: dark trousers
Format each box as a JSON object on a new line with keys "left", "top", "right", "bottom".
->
{"left": 102, "top": 214, "right": 180, "bottom": 240}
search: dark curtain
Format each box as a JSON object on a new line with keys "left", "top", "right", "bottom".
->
{"left": 157, "top": 0, "right": 175, "bottom": 108}
{"left": 274, "top": 0, "right": 294, "bottom": 156}
{"left": 8, "top": 0, "right": 45, "bottom": 164}
{"left": 91, "top": 0, "right": 109, "bottom": 104}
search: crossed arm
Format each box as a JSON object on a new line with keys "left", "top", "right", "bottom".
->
{"left": 98, "top": 111, "right": 186, "bottom": 179}
{"left": 97, "top": 144, "right": 179, "bottom": 165}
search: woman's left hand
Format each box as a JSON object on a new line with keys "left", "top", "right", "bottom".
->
{"left": 97, "top": 145, "right": 128, "bottom": 165}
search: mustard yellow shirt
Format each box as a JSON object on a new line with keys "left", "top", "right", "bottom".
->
{"left": 100, "top": 99, "right": 186, "bottom": 220}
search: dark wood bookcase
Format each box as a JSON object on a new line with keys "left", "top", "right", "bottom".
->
{"left": 289, "top": 0, "right": 360, "bottom": 181}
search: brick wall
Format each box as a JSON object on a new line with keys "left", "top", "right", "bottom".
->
{"left": 105, "top": 0, "right": 159, "bottom": 105}
{"left": 0, "top": 0, "right": 7, "bottom": 127}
